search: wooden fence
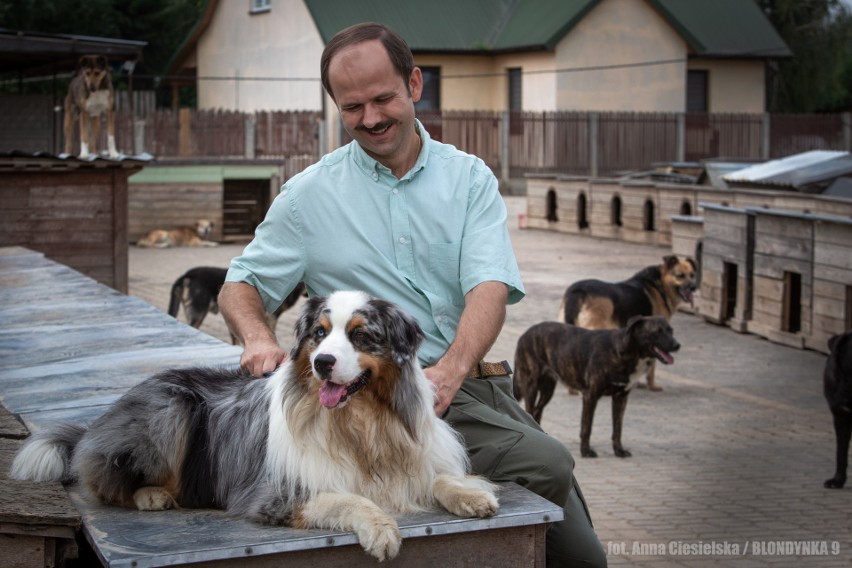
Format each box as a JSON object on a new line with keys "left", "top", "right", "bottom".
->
{"left": 107, "top": 108, "right": 850, "bottom": 178}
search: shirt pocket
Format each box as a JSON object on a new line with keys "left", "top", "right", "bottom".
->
{"left": 427, "top": 241, "right": 463, "bottom": 302}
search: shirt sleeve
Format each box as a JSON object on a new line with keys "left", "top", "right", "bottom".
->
{"left": 459, "top": 160, "right": 525, "bottom": 304}
{"left": 225, "top": 187, "right": 306, "bottom": 313}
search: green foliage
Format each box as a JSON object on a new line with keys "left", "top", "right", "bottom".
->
{"left": 757, "top": 0, "right": 852, "bottom": 112}
{"left": 0, "top": 0, "right": 206, "bottom": 77}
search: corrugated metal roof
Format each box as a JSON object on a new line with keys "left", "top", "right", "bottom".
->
{"left": 0, "top": 150, "right": 153, "bottom": 170}
{"left": 722, "top": 150, "right": 852, "bottom": 190}
{"left": 303, "top": 0, "right": 789, "bottom": 56}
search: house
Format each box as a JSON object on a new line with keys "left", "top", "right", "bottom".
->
{"left": 167, "top": 0, "right": 790, "bottom": 148}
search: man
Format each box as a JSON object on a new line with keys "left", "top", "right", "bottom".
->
{"left": 219, "top": 22, "right": 606, "bottom": 567}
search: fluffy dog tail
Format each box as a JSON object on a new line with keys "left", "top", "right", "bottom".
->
{"left": 168, "top": 274, "right": 186, "bottom": 318}
{"left": 9, "top": 424, "right": 86, "bottom": 483}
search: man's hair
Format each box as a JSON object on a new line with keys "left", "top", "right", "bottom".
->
{"left": 320, "top": 22, "right": 414, "bottom": 100}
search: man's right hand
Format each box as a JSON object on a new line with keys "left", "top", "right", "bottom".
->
{"left": 240, "top": 337, "right": 288, "bottom": 377}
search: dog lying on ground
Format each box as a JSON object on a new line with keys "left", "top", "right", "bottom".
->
{"left": 824, "top": 330, "right": 852, "bottom": 489}
{"left": 513, "top": 316, "right": 680, "bottom": 458}
{"left": 168, "top": 266, "right": 306, "bottom": 343}
{"left": 64, "top": 54, "right": 118, "bottom": 159}
{"left": 136, "top": 220, "right": 218, "bottom": 248}
{"left": 10, "top": 291, "right": 498, "bottom": 562}
{"left": 559, "top": 254, "right": 696, "bottom": 391}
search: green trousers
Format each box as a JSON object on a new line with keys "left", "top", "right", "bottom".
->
{"left": 444, "top": 375, "right": 607, "bottom": 567}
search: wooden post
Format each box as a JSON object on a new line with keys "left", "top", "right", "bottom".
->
{"left": 676, "top": 113, "right": 686, "bottom": 162}
{"left": 761, "top": 112, "right": 771, "bottom": 160}
{"left": 245, "top": 114, "right": 256, "bottom": 159}
{"left": 843, "top": 112, "right": 851, "bottom": 152}
{"left": 179, "top": 108, "right": 191, "bottom": 157}
{"left": 501, "top": 111, "right": 510, "bottom": 189}
{"left": 589, "top": 112, "right": 599, "bottom": 178}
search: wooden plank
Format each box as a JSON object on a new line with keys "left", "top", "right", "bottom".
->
{"left": 70, "top": 482, "right": 555, "bottom": 568}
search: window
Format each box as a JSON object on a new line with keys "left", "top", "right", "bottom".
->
{"left": 508, "top": 68, "right": 522, "bottom": 111}
{"left": 508, "top": 68, "right": 522, "bottom": 135}
{"left": 687, "top": 70, "right": 708, "bottom": 112}
{"left": 415, "top": 66, "right": 440, "bottom": 112}
{"left": 251, "top": 0, "right": 271, "bottom": 14}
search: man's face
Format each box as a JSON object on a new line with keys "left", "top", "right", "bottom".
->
{"left": 327, "top": 40, "right": 422, "bottom": 164}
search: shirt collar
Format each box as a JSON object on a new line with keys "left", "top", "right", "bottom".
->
{"left": 351, "top": 119, "right": 429, "bottom": 181}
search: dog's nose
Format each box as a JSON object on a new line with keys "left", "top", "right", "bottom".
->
{"left": 313, "top": 353, "right": 336, "bottom": 378}
{"left": 672, "top": 341, "right": 681, "bottom": 352}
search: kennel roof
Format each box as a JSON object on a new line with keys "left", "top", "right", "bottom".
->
{"left": 0, "top": 28, "right": 146, "bottom": 77}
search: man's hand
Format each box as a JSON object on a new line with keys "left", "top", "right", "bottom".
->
{"left": 240, "top": 337, "right": 288, "bottom": 377}
{"left": 219, "top": 281, "right": 289, "bottom": 377}
{"left": 424, "top": 363, "right": 466, "bottom": 416}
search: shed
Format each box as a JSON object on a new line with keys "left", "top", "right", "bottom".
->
{"left": 0, "top": 152, "right": 149, "bottom": 293}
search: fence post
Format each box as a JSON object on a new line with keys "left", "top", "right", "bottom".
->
{"left": 245, "top": 113, "right": 256, "bottom": 159}
{"left": 317, "top": 117, "right": 327, "bottom": 159}
{"left": 676, "top": 113, "right": 685, "bottom": 162}
{"left": 500, "top": 111, "right": 510, "bottom": 188}
{"left": 179, "top": 108, "right": 191, "bottom": 157}
{"left": 589, "top": 112, "right": 599, "bottom": 178}
{"left": 843, "top": 112, "right": 851, "bottom": 152}
{"left": 133, "top": 119, "right": 145, "bottom": 156}
{"left": 762, "top": 112, "right": 771, "bottom": 160}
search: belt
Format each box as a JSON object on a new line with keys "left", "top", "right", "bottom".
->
{"left": 466, "top": 360, "right": 512, "bottom": 379}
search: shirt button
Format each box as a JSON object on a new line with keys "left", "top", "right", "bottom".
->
{"left": 372, "top": 172, "right": 379, "bottom": 181}
{"left": 392, "top": 188, "right": 399, "bottom": 195}
{"left": 399, "top": 237, "right": 407, "bottom": 244}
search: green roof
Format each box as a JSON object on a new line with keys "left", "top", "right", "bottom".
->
{"left": 304, "top": 0, "right": 790, "bottom": 57}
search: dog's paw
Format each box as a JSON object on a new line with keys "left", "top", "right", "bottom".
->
{"left": 133, "top": 486, "right": 176, "bottom": 510}
{"left": 614, "top": 447, "right": 632, "bottom": 458}
{"left": 433, "top": 475, "right": 499, "bottom": 518}
{"left": 824, "top": 477, "right": 846, "bottom": 489}
{"left": 445, "top": 488, "right": 499, "bottom": 518}
{"left": 581, "top": 447, "right": 598, "bottom": 458}
{"left": 356, "top": 515, "right": 401, "bottom": 561}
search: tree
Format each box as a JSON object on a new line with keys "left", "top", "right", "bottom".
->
{"left": 758, "top": 0, "right": 852, "bottom": 112}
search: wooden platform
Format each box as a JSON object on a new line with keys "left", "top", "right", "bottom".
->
{"left": 0, "top": 246, "right": 562, "bottom": 567}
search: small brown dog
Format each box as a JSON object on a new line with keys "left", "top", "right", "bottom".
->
{"left": 136, "top": 220, "right": 218, "bottom": 248}
{"left": 513, "top": 316, "right": 680, "bottom": 458}
{"left": 64, "top": 54, "right": 118, "bottom": 159}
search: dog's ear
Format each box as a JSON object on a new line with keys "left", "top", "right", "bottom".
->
{"left": 369, "top": 298, "right": 424, "bottom": 367}
{"left": 96, "top": 55, "right": 108, "bottom": 69}
{"left": 290, "top": 295, "right": 326, "bottom": 359}
{"left": 685, "top": 257, "right": 697, "bottom": 271}
{"left": 663, "top": 255, "right": 679, "bottom": 270}
{"left": 828, "top": 332, "right": 851, "bottom": 355}
{"left": 625, "top": 316, "right": 646, "bottom": 337}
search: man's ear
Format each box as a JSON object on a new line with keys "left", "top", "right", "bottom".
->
{"left": 409, "top": 67, "right": 423, "bottom": 103}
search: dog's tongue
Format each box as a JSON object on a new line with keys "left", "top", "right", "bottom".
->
{"left": 654, "top": 347, "right": 675, "bottom": 365}
{"left": 682, "top": 289, "right": 694, "bottom": 307}
{"left": 319, "top": 381, "right": 348, "bottom": 408}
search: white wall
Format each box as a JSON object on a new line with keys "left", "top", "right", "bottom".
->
{"left": 197, "top": 0, "right": 324, "bottom": 111}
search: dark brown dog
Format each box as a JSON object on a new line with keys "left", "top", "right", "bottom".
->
{"left": 513, "top": 316, "right": 680, "bottom": 457}
{"left": 824, "top": 330, "right": 852, "bottom": 489}
{"left": 64, "top": 54, "right": 118, "bottom": 158}
{"left": 559, "top": 254, "right": 696, "bottom": 391}
{"left": 168, "top": 267, "right": 306, "bottom": 344}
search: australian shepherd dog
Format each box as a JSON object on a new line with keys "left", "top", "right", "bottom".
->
{"left": 11, "top": 291, "right": 498, "bottom": 561}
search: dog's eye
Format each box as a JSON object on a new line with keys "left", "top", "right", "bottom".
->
{"left": 350, "top": 328, "right": 369, "bottom": 346}
{"left": 314, "top": 328, "right": 326, "bottom": 340}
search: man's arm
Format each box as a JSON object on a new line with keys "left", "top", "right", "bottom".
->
{"left": 219, "top": 281, "right": 288, "bottom": 376}
{"left": 424, "top": 280, "right": 508, "bottom": 415}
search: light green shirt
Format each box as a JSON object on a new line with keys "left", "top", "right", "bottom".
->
{"left": 226, "top": 120, "right": 524, "bottom": 365}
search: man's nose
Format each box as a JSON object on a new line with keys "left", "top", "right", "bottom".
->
{"left": 362, "top": 103, "right": 382, "bottom": 128}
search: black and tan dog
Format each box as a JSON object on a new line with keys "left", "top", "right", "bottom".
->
{"left": 64, "top": 54, "right": 118, "bottom": 159}
{"left": 824, "top": 330, "right": 852, "bottom": 489}
{"left": 168, "top": 266, "right": 306, "bottom": 343}
{"left": 513, "top": 316, "right": 680, "bottom": 458}
{"left": 559, "top": 254, "right": 696, "bottom": 391}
